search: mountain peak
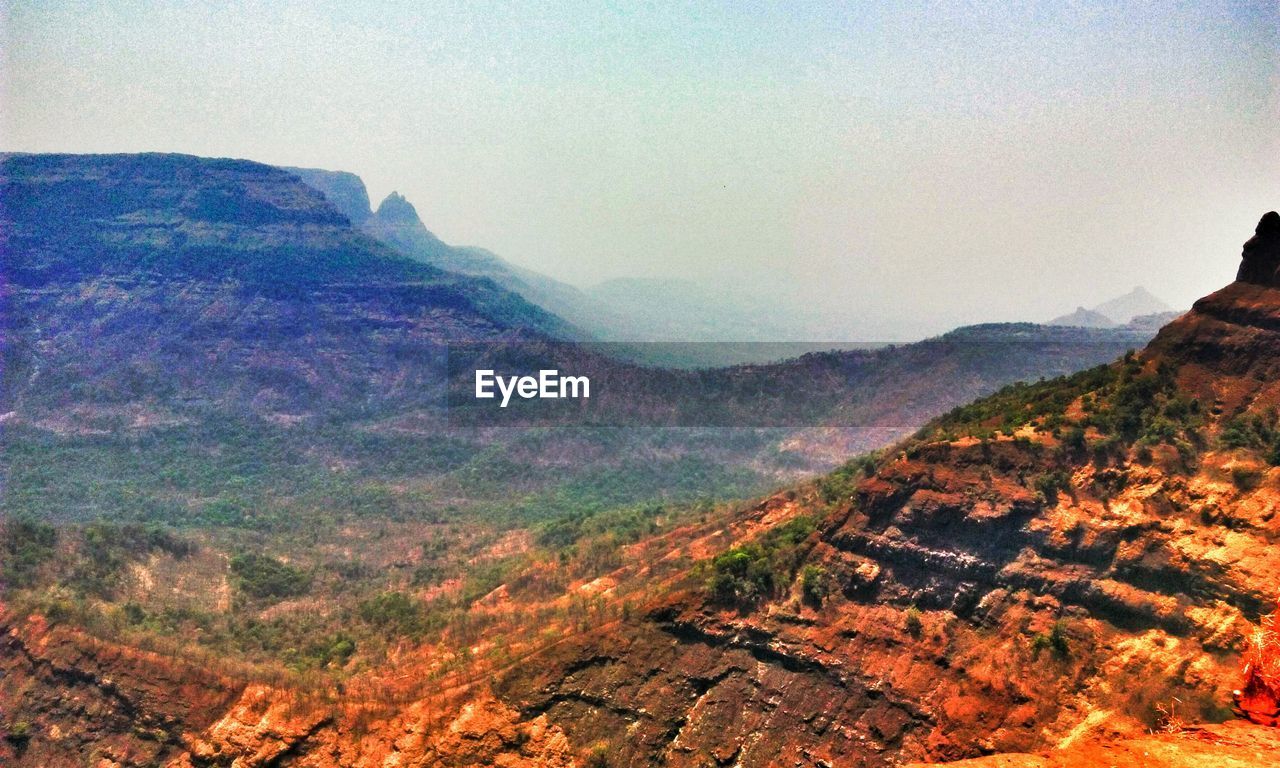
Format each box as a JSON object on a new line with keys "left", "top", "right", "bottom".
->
{"left": 375, "top": 191, "right": 420, "bottom": 224}
{"left": 1237, "top": 210, "right": 1280, "bottom": 286}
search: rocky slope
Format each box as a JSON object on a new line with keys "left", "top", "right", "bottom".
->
{"left": 2, "top": 156, "right": 1274, "bottom": 765}
{"left": 135, "top": 212, "right": 1278, "bottom": 766}
{"left": 907, "top": 721, "right": 1280, "bottom": 768}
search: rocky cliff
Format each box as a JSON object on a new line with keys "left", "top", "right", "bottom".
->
{"left": 1235, "top": 211, "right": 1280, "bottom": 286}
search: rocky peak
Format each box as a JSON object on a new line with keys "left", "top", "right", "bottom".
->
{"left": 375, "top": 191, "right": 422, "bottom": 225}
{"left": 1236, "top": 210, "right": 1280, "bottom": 286}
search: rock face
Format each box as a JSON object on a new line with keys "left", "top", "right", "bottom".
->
{"left": 1235, "top": 211, "right": 1280, "bottom": 286}
{"left": 0, "top": 609, "right": 242, "bottom": 766}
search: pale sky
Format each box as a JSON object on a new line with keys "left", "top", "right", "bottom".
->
{"left": 2, "top": 1, "right": 1277, "bottom": 338}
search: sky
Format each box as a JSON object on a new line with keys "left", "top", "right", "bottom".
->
{"left": 2, "top": 1, "right": 1277, "bottom": 338}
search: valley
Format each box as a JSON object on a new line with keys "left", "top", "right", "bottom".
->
{"left": 0, "top": 153, "right": 1276, "bottom": 767}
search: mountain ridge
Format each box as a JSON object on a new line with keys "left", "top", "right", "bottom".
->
{"left": 3, "top": 153, "right": 1273, "bottom": 766}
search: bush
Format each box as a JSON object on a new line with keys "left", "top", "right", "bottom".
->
{"left": 706, "top": 517, "right": 815, "bottom": 608}
{"left": 358, "top": 591, "right": 426, "bottom": 636}
{"left": 800, "top": 565, "right": 829, "bottom": 606}
{"left": 1033, "top": 471, "right": 1071, "bottom": 505}
{"left": 1232, "top": 466, "right": 1263, "bottom": 492}
{"left": 1031, "top": 620, "right": 1070, "bottom": 659}
{"left": 904, "top": 605, "right": 923, "bottom": 638}
{"left": 229, "top": 552, "right": 311, "bottom": 600}
{"left": 300, "top": 632, "right": 357, "bottom": 669}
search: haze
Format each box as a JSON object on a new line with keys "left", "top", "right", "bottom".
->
{"left": 3, "top": 1, "right": 1276, "bottom": 338}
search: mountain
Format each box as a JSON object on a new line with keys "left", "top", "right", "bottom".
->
{"left": 0, "top": 153, "right": 583, "bottom": 421}
{"left": 0, "top": 152, "right": 1253, "bottom": 767}
{"left": 1046, "top": 305, "right": 1117, "bottom": 328}
{"left": 283, "top": 166, "right": 616, "bottom": 341}
{"left": 284, "top": 167, "right": 839, "bottom": 354}
{"left": 1091, "top": 286, "right": 1172, "bottom": 324}
{"left": 1049, "top": 287, "right": 1176, "bottom": 328}
{"left": 12, "top": 209, "right": 1260, "bottom": 766}
{"left": 467, "top": 213, "right": 1279, "bottom": 765}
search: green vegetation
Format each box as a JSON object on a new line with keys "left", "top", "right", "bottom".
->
{"left": 1, "top": 516, "right": 57, "bottom": 588}
{"left": 926, "top": 363, "right": 1116, "bottom": 440}
{"left": 72, "top": 523, "right": 193, "bottom": 599}
{"left": 229, "top": 553, "right": 311, "bottom": 601}
{"left": 1231, "top": 466, "right": 1263, "bottom": 491}
{"left": 800, "top": 564, "right": 830, "bottom": 606}
{"left": 925, "top": 355, "right": 1206, "bottom": 467}
{"left": 818, "top": 453, "right": 879, "bottom": 505}
{"left": 1033, "top": 470, "right": 1072, "bottom": 505}
{"left": 1220, "top": 410, "right": 1280, "bottom": 465}
{"left": 359, "top": 592, "right": 429, "bottom": 637}
{"left": 904, "top": 605, "right": 923, "bottom": 638}
{"left": 706, "top": 516, "right": 816, "bottom": 607}
{"left": 1031, "top": 620, "right": 1071, "bottom": 659}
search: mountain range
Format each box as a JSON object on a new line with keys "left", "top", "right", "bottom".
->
{"left": 1, "top": 152, "right": 1275, "bottom": 766}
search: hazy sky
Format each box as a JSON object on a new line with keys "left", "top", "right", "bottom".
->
{"left": 3, "top": 1, "right": 1277, "bottom": 337}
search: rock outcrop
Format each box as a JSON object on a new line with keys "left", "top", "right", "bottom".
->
{"left": 1235, "top": 211, "right": 1280, "bottom": 286}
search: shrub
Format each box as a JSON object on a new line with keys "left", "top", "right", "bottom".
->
{"left": 358, "top": 591, "right": 426, "bottom": 636}
{"left": 1033, "top": 471, "right": 1071, "bottom": 505}
{"left": 1031, "top": 620, "right": 1070, "bottom": 659}
{"left": 229, "top": 552, "right": 311, "bottom": 600}
{"left": 706, "top": 517, "right": 816, "bottom": 608}
{"left": 1232, "top": 466, "right": 1263, "bottom": 492}
{"left": 800, "top": 565, "right": 829, "bottom": 606}
{"left": 904, "top": 606, "right": 923, "bottom": 638}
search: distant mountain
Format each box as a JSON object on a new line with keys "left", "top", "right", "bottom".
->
{"left": 284, "top": 167, "right": 831, "bottom": 352}
{"left": 1046, "top": 306, "right": 1116, "bottom": 328}
{"left": 283, "top": 166, "right": 614, "bottom": 340}
{"left": 1048, "top": 286, "right": 1175, "bottom": 328}
{"left": 1091, "top": 285, "right": 1171, "bottom": 323}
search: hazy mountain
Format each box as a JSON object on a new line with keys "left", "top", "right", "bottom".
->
{"left": 1046, "top": 305, "right": 1117, "bottom": 328}
{"left": 284, "top": 167, "right": 835, "bottom": 353}
{"left": 1048, "top": 286, "right": 1176, "bottom": 328}
{"left": 1091, "top": 285, "right": 1172, "bottom": 323}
